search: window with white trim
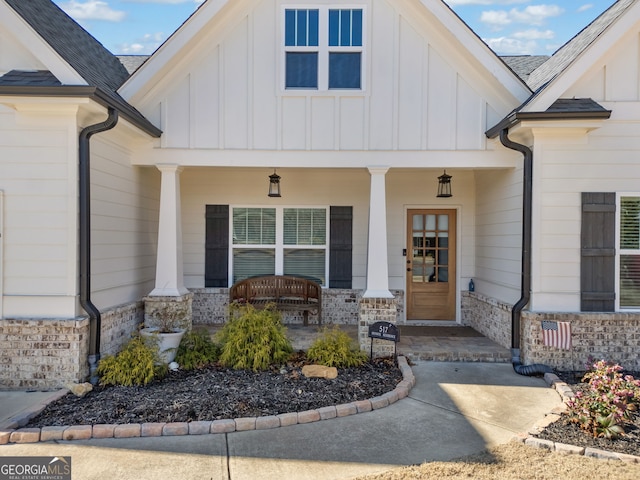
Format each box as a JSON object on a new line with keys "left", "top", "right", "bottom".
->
{"left": 284, "top": 7, "right": 364, "bottom": 90}
{"left": 232, "top": 207, "right": 327, "bottom": 285}
{"left": 618, "top": 196, "right": 640, "bottom": 308}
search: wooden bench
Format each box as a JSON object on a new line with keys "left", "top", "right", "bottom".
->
{"left": 229, "top": 275, "right": 322, "bottom": 326}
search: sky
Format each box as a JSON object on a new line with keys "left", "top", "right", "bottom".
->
{"left": 51, "top": 0, "right": 619, "bottom": 57}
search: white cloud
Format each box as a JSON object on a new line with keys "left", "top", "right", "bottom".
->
{"left": 123, "top": 0, "right": 204, "bottom": 4}
{"left": 578, "top": 3, "right": 594, "bottom": 13}
{"left": 481, "top": 4, "right": 564, "bottom": 30}
{"left": 117, "top": 32, "right": 166, "bottom": 54}
{"left": 446, "top": 0, "right": 528, "bottom": 5}
{"left": 59, "top": 1, "right": 126, "bottom": 21}
{"left": 480, "top": 10, "right": 512, "bottom": 28}
{"left": 513, "top": 29, "right": 555, "bottom": 40}
{"left": 483, "top": 36, "right": 538, "bottom": 55}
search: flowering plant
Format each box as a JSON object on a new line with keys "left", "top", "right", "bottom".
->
{"left": 567, "top": 360, "right": 640, "bottom": 439}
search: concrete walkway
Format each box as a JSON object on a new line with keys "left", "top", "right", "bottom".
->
{"left": 0, "top": 362, "right": 562, "bottom": 479}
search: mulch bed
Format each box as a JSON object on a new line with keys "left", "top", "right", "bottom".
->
{"left": 27, "top": 355, "right": 402, "bottom": 428}
{"left": 534, "top": 370, "right": 640, "bottom": 457}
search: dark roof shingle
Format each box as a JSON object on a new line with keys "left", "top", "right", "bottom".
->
{"left": 0, "top": 70, "right": 61, "bottom": 86}
{"left": 527, "top": 0, "right": 636, "bottom": 91}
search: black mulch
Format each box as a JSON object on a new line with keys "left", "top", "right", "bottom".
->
{"left": 27, "top": 355, "right": 402, "bottom": 428}
{"left": 534, "top": 370, "right": 640, "bottom": 457}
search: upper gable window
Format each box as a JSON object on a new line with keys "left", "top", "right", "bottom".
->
{"left": 284, "top": 7, "right": 364, "bottom": 91}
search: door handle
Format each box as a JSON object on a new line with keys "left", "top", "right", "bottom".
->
{"left": 407, "top": 267, "right": 411, "bottom": 271}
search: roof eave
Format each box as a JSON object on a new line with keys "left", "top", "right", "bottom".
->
{"left": 486, "top": 109, "right": 612, "bottom": 139}
{"left": 0, "top": 85, "right": 162, "bottom": 138}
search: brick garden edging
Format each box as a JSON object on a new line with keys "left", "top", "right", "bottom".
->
{"left": 514, "top": 372, "right": 640, "bottom": 464}
{"left": 0, "top": 356, "right": 415, "bottom": 445}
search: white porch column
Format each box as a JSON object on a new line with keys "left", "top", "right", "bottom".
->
{"left": 149, "top": 164, "right": 189, "bottom": 296}
{"left": 364, "top": 166, "right": 393, "bottom": 298}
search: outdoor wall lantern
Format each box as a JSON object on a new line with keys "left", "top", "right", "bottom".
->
{"left": 268, "top": 169, "right": 281, "bottom": 197}
{"left": 437, "top": 170, "right": 452, "bottom": 198}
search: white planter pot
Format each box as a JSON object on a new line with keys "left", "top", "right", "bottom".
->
{"left": 140, "top": 327, "right": 186, "bottom": 364}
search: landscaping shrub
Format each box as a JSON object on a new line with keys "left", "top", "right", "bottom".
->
{"left": 306, "top": 326, "right": 368, "bottom": 368}
{"left": 175, "top": 327, "right": 220, "bottom": 370}
{"left": 216, "top": 303, "right": 292, "bottom": 371}
{"left": 97, "top": 334, "right": 168, "bottom": 386}
{"left": 567, "top": 359, "right": 640, "bottom": 438}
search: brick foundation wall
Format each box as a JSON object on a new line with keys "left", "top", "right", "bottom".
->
{"left": 190, "top": 288, "right": 404, "bottom": 326}
{"left": 521, "top": 312, "right": 640, "bottom": 372}
{"left": 0, "top": 318, "right": 90, "bottom": 389}
{"left": 461, "top": 291, "right": 512, "bottom": 349}
{"left": 0, "top": 302, "right": 144, "bottom": 390}
{"left": 100, "top": 301, "right": 145, "bottom": 356}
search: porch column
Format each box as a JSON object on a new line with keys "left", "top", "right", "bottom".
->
{"left": 364, "top": 166, "right": 393, "bottom": 298}
{"left": 149, "top": 164, "right": 189, "bottom": 297}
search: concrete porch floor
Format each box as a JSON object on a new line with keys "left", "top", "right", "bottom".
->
{"left": 195, "top": 323, "right": 511, "bottom": 363}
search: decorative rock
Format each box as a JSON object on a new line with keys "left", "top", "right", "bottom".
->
{"left": 301, "top": 365, "right": 338, "bottom": 379}
{"left": 66, "top": 382, "right": 93, "bottom": 398}
{"left": 169, "top": 362, "right": 179, "bottom": 371}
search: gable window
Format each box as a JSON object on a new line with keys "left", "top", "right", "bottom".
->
{"left": 618, "top": 196, "right": 640, "bottom": 309}
{"left": 284, "top": 7, "right": 364, "bottom": 90}
{"left": 232, "top": 207, "right": 327, "bottom": 285}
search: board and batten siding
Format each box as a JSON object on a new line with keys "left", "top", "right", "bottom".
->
{"left": 89, "top": 135, "right": 160, "bottom": 310}
{"left": 140, "top": 0, "right": 513, "bottom": 154}
{"left": 0, "top": 106, "right": 79, "bottom": 318}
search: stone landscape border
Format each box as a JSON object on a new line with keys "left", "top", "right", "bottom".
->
{"left": 0, "top": 356, "right": 415, "bottom": 445}
{"left": 516, "top": 372, "right": 640, "bottom": 464}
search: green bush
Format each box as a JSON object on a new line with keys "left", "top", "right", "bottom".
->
{"left": 217, "top": 303, "right": 293, "bottom": 371}
{"left": 175, "top": 327, "right": 220, "bottom": 370}
{"left": 306, "top": 326, "right": 367, "bottom": 368}
{"left": 97, "top": 334, "right": 167, "bottom": 386}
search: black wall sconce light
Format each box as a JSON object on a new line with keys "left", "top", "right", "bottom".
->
{"left": 437, "top": 170, "right": 452, "bottom": 198}
{"left": 268, "top": 169, "right": 281, "bottom": 197}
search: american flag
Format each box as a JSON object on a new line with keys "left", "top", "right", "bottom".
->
{"left": 541, "top": 321, "right": 572, "bottom": 350}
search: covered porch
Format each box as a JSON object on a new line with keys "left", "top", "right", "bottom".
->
{"left": 196, "top": 323, "right": 511, "bottom": 364}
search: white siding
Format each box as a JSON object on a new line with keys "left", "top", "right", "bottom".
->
{"left": 474, "top": 167, "right": 523, "bottom": 304}
{"left": 90, "top": 135, "right": 159, "bottom": 310}
{"left": 138, "top": 0, "right": 515, "bottom": 155}
{"left": 0, "top": 108, "right": 78, "bottom": 317}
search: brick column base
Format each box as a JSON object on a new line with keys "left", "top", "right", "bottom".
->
{"left": 359, "top": 297, "right": 398, "bottom": 358}
{"left": 143, "top": 292, "right": 194, "bottom": 331}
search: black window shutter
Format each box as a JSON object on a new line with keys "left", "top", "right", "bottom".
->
{"left": 581, "top": 192, "right": 615, "bottom": 311}
{"left": 205, "top": 205, "right": 229, "bottom": 287}
{"left": 329, "top": 206, "right": 352, "bottom": 288}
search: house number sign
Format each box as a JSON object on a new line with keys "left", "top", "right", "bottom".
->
{"left": 368, "top": 321, "right": 399, "bottom": 343}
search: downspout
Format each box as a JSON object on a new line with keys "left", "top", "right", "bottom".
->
{"left": 499, "top": 128, "right": 552, "bottom": 376}
{"left": 79, "top": 107, "right": 119, "bottom": 384}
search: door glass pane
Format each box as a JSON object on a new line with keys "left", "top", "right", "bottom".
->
{"left": 438, "top": 268, "right": 448, "bottom": 283}
{"left": 425, "top": 214, "right": 436, "bottom": 231}
{"left": 621, "top": 197, "right": 640, "bottom": 249}
{"left": 412, "top": 214, "right": 423, "bottom": 230}
{"left": 437, "top": 232, "right": 448, "bottom": 248}
{"left": 438, "top": 214, "right": 448, "bottom": 230}
{"left": 413, "top": 233, "right": 423, "bottom": 250}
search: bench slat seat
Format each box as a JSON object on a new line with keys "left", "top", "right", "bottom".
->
{"left": 229, "top": 275, "right": 322, "bottom": 326}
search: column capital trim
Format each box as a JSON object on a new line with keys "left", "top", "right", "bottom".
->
{"left": 367, "top": 166, "right": 390, "bottom": 175}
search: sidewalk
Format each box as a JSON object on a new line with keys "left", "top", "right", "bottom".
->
{"left": 0, "top": 361, "right": 562, "bottom": 479}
